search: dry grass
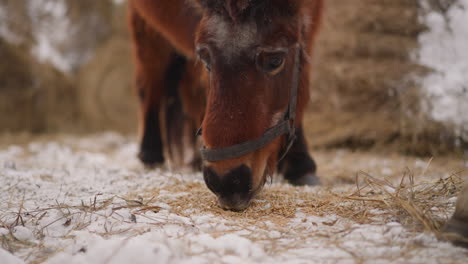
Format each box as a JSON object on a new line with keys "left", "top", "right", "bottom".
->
{"left": 1, "top": 166, "right": 465, "bottom": 233}
{"left": 135, "top": 166, "right": 465, "bottom": 243}
{"left": 350, "top": 170, "right": 463, "bottom": 231}
{"left": 108, "top": 165, "right": 465, "bottom": 259}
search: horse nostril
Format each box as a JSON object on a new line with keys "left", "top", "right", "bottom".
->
{"left": 203, "top": 165, "right": 254, "bottom": 211}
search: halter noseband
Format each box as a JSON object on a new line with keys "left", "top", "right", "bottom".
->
{"left": 200, "top": 43, "right": 301, "bottom": 162}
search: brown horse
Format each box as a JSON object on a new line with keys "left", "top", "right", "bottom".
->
{"left": 129, "top": 0, "right": 324, "bottom": 210}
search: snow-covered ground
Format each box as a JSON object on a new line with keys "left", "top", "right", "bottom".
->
{"left": 0, "top": 133, "right": 467, "bottom": 264}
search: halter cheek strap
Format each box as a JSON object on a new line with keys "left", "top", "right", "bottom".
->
{"left": 200, "top": 43, "right": 302, "bottom": 162}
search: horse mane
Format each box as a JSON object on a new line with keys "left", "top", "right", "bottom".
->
{"left": 190, "top": 0, "right": 304, "bottom": 23}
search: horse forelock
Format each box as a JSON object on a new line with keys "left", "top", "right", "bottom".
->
{"left": 195, "top": 0, "right": 309, "bottom": 62}
{"left": 226, "top": 0, "right": 250, "bottom": 22}
{"left": 204, "top": 14, "right": 258, "bottom": 61}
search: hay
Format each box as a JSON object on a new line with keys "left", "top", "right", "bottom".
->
{"left": 306, "top": 0, "right": 461, "bottom": 155}
{"left": 0, "top": 39, "right": 77, "bottom": 133}
{"left": 0, "top": 0, "right": 125, "bottom": 134}
{"left": 76, "top": 37, "right": 137, "bottom": 133}
{"left": 133, "top": 165, "right": 465, "bottom": 243}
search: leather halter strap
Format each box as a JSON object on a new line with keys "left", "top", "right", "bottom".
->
{"left": 200, "top": 44, "right": 301, "bottom": 162}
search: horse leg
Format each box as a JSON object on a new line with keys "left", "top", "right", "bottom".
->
{"left": 178, "top": 62, "right": 206, "bottom": 170}
{"left": 129, "top": 5, "right": 174, "bottom": 166}
{"left": 163, "top": 55, "right": 206, "bottom": 170}
{"left": 159, "top": 53, "right": 188, "bottom": 168}
{"left": 279, "top": 125, "right": 320, "bottom": 186}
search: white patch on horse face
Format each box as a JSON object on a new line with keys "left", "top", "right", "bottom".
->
{"left": 271, "top": 112, "right": 284, "bottom": 127}
{"left": 206, "top": 15, "right": 258, "bottom": 60}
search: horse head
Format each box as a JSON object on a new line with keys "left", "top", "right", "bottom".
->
{"left": 193, "top": 0, "right": 319, "bottom": 210}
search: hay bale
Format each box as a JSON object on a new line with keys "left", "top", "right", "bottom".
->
{"left": 0, "top": 39, "right": 76, "bottom": 132}
{"left": 0, "top": 0, "right": 120, "bottom": 133}
{"left": 76, "top": 36, "right": 137, "bottom": 133}
{"left": 306, "top": 0, "right": 457, "bottom": 155}
{"left": 0, "top": 40, "right": 38, "bottom": 131}
{"left": 75, "top": 2, "right": 137, "bottom": 133}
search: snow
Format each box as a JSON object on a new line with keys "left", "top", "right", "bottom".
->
{"left": 0, "top": 248, "right": 24, "bottom": 264}
{"left": 416, "top": 0, "right": 468, "bottom": 139}
{"left": 0, "top": 133, "right": 467, "bottom": 264}
{"left": 46, "top": 232, "right": 180, "bottom": 264}
{"left": 12, "top": 226, "right": 35, "bottom": 242}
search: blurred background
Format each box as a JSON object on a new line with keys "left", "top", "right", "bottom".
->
{"left": 0, "top": 0, "right": 467, "bottom": 156}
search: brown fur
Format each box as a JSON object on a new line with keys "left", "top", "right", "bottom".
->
{"left": 130, "top": 0, "right": 201, "bottom": 58}
{"left": 129, "top": 4, "right": 173, "bottom": 147}
{"left": 129, "top": 1, "right": 206, "bottom": 167}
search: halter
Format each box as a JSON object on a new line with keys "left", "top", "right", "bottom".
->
{"left": 200, "top": 43, "right": 301, "bottom": 162}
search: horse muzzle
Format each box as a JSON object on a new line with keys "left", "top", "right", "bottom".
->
{"left": 203, "top": 165, "right": 255, "bottom": 211}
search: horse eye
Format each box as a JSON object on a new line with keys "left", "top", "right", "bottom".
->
{"left": 257, "top": 51, "right": 286, "bottom": 76}
{"left": 196, "top": 46, "right": 211, "bottom": 72}
{"left": 269, "top": 57, "right": 283, "bottom": 68}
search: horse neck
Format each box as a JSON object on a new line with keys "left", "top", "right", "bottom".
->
{"left": 129, "top": 0, "right": 201, "bottom": 58}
